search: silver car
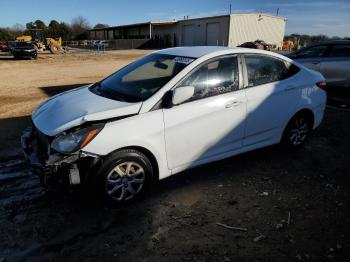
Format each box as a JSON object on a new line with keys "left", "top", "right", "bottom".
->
{"left": 288, "top": 40, "right": 350, "bottom": 88}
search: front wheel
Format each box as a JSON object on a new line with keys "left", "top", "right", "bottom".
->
{"left": 95, "top": 149, "right": 153, "bottom": 206}
{"left": 282, "top": 114, "right": 312, "bottom": 147}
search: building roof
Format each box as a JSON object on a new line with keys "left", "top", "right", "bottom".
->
{"left": 89, "top": 20, "right": 177, "bottom": 31}
{"left": 89, "top": 13, "right": 286, "bottom": 31}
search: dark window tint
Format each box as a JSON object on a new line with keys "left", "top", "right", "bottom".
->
{"left": 177, "top": 56, "right": 239, "bottom": 101}
{"left": 245, "top": 55, "right": 299, "bottom": 87}
{"left": 296, "top": 45, "right": 328, "bottom": 58}
{"left": 328, "top": 45, "right": 350, "bottom": 57}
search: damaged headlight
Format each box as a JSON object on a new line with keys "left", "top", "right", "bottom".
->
{"left": 51, "top": 125, "right": 103, "bottom": 154}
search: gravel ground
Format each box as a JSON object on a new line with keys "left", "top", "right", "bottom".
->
{"left": 0, "top": 50, "right": 349, "bottom": 262}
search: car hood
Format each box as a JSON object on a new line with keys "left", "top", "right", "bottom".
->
{"left": 32, "top": 85, "right": 142, "bottom": 136}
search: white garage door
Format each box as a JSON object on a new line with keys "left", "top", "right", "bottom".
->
{"left": 206, "top": 22, "right": 220, "bottom": 46}
{"left": 182, "top": 24, "right": 195, "bottom": 46}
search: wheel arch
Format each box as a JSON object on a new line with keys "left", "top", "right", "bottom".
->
{"left": 107, "top": 146, "right": 160, "bottom": 181}
{"left": 281, "top": 108, "right": 315, "bottom": 142}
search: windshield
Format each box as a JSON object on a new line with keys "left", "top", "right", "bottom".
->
{"left": 90, "top": 53, "right": 195, "bottom": 102}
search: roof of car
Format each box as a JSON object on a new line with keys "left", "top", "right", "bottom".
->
{"left": 154, "top": 46, "right": 293, "bottom": 63}
{"left": 156, "top": 46, "right": 232, "bottom": 58}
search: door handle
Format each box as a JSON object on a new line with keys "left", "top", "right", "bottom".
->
{"left": 311, "top": 62, "right": 320, "bottom": 65}
{"left": 285, "top": 85, "right": 296, "bottom": 91}
{"left": 225, "top": 100, "right": 242, "bottom": 108}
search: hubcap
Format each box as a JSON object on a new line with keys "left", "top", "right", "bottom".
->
{"left": 289, "top": 118, "right": 309, "bottom": 145}
{"left": 105, "top": 161, "right": 145, "bottom": 201}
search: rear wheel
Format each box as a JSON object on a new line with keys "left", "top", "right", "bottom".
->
{"left": 95, "top": 149, "right": 153, "bottom": 206}
{"left": 282, "top": 113, "right": 312, "bottom": 147}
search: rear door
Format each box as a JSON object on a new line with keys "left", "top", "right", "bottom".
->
{"left": 163, "top": 55, "right": 246, "bottom": 170}
{"left": 319, "top": 44, "right": 350, "bottom": 87}
{"left": 242, "top": 54, "right": 302, "bottom": 146}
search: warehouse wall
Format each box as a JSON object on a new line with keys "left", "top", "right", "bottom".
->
{"left": 228, "top": 14, "right": 286, "bottom": 48}
{"left": 152, "top": 24, "right": 177, "bottom": 47}
{"left": 178, "top": 16, "right": 230, "bottom": 46}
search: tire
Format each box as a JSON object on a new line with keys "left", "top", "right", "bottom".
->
{"left": 94, "top": 149, "right": 153, "bottom": 206}
{"left": 282, "top": 113, "right": 312, "bottom": 147}
{"left": 50, "top": 45, "right": 59, "bottom": 54}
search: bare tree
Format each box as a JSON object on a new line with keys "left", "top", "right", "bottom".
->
{"left": 11, "top": 23, "right": 25, "bottom": 35}
{"left": 71, "top": 16, "right": 91, "bottom": 40}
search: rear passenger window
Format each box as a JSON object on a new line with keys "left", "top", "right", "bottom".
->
{"left": 177, "top": 56, "right": 239, "bottom": 101}
{"left": 244, "top": 55, "right": 299, "bottom": 87}
{"left": 328, "top": 45, "right": 350, "bottom": 57}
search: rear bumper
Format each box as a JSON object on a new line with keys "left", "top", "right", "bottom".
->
{"left": 13, "top": 50, "right": 36, "bottom": 57}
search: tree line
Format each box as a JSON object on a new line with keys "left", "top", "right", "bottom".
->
{"left": 0, "top": 16, "right": 109, "bottom": 41}
{"left": 284, "top": 33, "right": 349, "bottom": 46}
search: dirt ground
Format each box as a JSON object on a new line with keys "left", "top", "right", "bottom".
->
{"left": 0, "top": 50, "right": 350, "bottom": 262}
{"left": 0, "top": 49, "right": 151, "bottom": 157}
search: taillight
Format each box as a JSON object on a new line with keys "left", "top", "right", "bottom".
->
{"left": 316, "top": 81, "right": 327, "bottom": 90}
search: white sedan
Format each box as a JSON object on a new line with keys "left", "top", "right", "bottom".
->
{"left": 21, "top": 46, "right": 327, "bottom": 205}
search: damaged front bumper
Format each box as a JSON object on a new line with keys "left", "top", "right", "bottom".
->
{"left": 21, "top": 126, "right": 99, "bottom": 184}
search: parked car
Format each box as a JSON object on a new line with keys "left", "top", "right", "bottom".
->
{"left": 21, "top": 46, "right": 326, "bottom": 205}
{"left": 12, "top": 41, "right": 37, "bottom": 59}
{"left": 287, "top": 40, "right": 350, "bottom": 88}
{"left": 93, "top": 40, "right": 109, "bottom": 49}
{"left": 0, "top": 42, "right": 8, "bottom": 52}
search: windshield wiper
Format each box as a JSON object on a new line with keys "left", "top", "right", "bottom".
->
{"left": 100, "top": 88, "right": 127, "bottom": 102}
{"left": 92, "top": 83, "right": 127, "bottom": 102}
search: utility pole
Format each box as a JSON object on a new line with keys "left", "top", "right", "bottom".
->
{"left": 229, "top": 3, "right": 232, "bottom": 14}
{"left": 276, "top": 8, "right": 279, "bottom": 16}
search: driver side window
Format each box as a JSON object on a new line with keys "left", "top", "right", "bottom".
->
{"left": 177, "top": 56, "right": 239, "bottom": 102}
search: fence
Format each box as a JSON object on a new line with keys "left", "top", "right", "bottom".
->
{"left": 64, "top": 37, "right": 174, "bottom": 51}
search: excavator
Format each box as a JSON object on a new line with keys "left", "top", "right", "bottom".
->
{"left": 16, "top": 29, "right": 63, "bottom": 54}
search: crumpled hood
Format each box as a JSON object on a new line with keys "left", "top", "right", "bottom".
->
{"left": 32, "top": 85, "right": 142, "bottom": 136}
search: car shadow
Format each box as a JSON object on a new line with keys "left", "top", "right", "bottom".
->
{"left": 0, "top": 115, "right": 31, "bottom": 159}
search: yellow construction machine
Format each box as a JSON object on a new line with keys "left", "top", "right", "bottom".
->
{"left": 16, "top": 29, "right": 63, "bottom": 54}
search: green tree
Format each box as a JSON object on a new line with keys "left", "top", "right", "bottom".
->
{"left": 26, "top": 22, "right": 35, "bottom": 30}
{"left": 34, "top": 20, "right": 47, "bottom": 30}
{"left": 48, "top": 20, "right": 60, "bottom": 38}
{"left": 93, "top": 23, "right": 109, "bottom": 29}
{"left": 58, "top": 22, "right": 73, "bottom": 40}
{"left": 0, "top": 28, "right": 15, "bottom": 40}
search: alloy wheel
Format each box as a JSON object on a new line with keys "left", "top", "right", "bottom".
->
{"left": 289, "top": 117, "right": 309, "bottom": 146}
{"left": 105, "top": 161, "right": 145, "bottom": 201}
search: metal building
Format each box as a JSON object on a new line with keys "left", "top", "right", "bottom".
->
{"left": 89, "top": 13, "right": 286, "bottom": 49}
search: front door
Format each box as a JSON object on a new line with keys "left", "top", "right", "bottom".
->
{"left": 163, "top": 55, "right": 246, "bottom": 170}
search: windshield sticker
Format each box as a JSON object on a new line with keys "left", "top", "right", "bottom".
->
{"left": 173, "top": 57, "right": 194, "bottom": 65}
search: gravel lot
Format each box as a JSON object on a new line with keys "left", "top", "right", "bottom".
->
{"left": 0, "top": 50, "right": 349, "bottom": 262}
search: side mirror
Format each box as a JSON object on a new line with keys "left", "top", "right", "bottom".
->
{"left": 172, "top": 85, "right": 194, "bottom": 105}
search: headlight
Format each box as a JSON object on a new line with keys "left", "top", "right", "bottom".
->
{"left": 51, "top": 125, "right": 103, "bottom": 154}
